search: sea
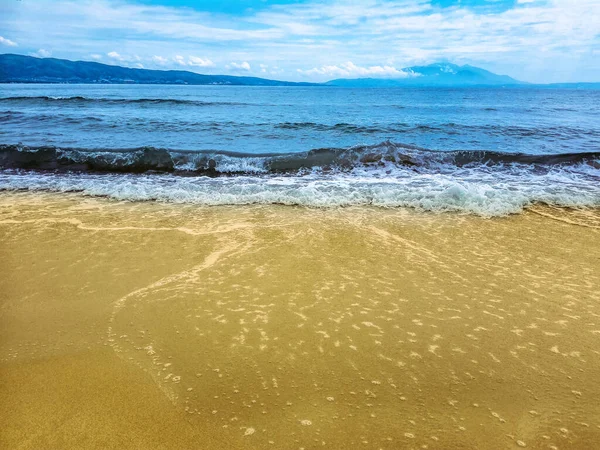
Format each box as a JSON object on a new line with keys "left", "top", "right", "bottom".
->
{"left": 1, "top": 83, "right": 599, "bottom": 216}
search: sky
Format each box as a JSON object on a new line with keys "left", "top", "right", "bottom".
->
{"left": 0, "top": 0, "right": 599, "bottom": 83}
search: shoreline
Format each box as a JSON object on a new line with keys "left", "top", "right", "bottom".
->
{"left": 1, "top": 192, "right": 599, "bottom": 449}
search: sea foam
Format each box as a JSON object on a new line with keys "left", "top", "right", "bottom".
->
{"left": 1, "top": 159, "right": 598, "bottom": 217}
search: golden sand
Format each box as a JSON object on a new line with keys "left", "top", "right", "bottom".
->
{"left": 1, "top": 192, "right": 599, "bottom": 449}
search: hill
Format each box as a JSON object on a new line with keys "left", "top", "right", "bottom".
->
{"left": 0, "top": 54, "right": 316, "bottom": 86}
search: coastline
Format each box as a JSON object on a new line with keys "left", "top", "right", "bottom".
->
{"left": 1, "top": 191, "right": 599, "bottom": 449}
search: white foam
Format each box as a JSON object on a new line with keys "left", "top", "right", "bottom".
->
{"left": 1, "top": 161, "right": 599, "bottom": 217}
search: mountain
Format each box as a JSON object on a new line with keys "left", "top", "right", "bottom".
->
{"left": 2, "top": 55, "right": 592, "bottom": 88}
{"left": 327, "top": 63, "right": 525, "bottom": 87}
{"left": 0, "top": 54, "right": 316, "bottom": 86}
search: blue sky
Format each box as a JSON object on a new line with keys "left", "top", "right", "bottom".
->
{"left": 1, "top": 0, "right": 599, "bottom": 82}
{"left": 137, "top": 0, "right": 305, "bottom": 14}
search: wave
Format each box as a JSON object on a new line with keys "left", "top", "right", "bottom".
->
{"left": 2, "top": 108, "right": 598, "bottom": 141}
{"left": 0, "top": 96, "right": 251, "bottom": 107}
{"left": 0, "top": 111, "right": 104, "bottom": 124}
{"left": 275, "top": 122, "right": 600, "bottom": 139}
{"left": 1, "top": 142, "right": 599, "bottom": 216}
{"left": 1, "top": 142, "right": 599, "bottom": 175}
{"left": 1, "top": 162, "right": 599, "bottom": 218}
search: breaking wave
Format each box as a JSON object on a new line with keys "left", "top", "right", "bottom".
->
{"left": 1, "top": 142, "right": 599, "bottom": 174}
{"left": 1, "top": 141, "right": 599, "bottom": 217}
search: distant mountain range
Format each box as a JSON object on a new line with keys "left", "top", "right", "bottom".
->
{"left": 0, "top": 54, "right": 598, "bottom": 88}
{"left": 0, "top": 54, "right": 316, "bottom": 86}
{"left": 326, "top": 63, "right": 524, "bottom": 87}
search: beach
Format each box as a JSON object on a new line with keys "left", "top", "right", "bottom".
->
{"left": 1, "top": 191, "right": 599, "bottom": 449}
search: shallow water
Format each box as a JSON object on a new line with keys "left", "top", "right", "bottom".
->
{"left": 1, "top": 192, "right": 600, "bottom": 449}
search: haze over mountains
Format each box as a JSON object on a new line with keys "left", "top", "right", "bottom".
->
{"left": 0, "top": 54, "right": 597, "bottom": 88}
{"left": 327, "top": 63, "right": 523, "bottom": 87}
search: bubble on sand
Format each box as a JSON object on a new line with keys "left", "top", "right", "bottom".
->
{"left": 326, "top": 397, "right": 335, "bottom": 402}
{"left": 516, "top": 440, "right": 526, "bottom": 447}
{"left": 428, "top": 345, "right": 440, "bottom": 355}
{"left": 244, "top": 427, "right": 256, "bottom": 436}
{"left": 300, "top": 420, "right": 312, "bottom": 426}
{"left": 491, "top": 412, "right": 506, "bottom": 423}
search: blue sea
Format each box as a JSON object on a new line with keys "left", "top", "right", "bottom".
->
{"left": 1, "top": 84, "right": 599, "bottom": 216}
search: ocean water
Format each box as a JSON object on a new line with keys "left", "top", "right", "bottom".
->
{"left": 1, "top": 84, "right": 599, "bottom": 216}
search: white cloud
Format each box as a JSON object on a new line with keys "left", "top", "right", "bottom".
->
{"left": 104, "top": 53, "right": 216, "bottom": 70}
{"left": 152, "top": 55, "right": 169, "bottom": 65}
{"left": 188, "top": 56, "right": 215, "bottom": 67}
{"left": 90, "top": 54, "right": 102, "bottom": 60}
{"left": 154, "top": 54, "right": 216, "bottom": 67}
{"left": 298, "top": 61, "right": 417, "bottom": 79}
{"left": 174, "top": 55, "right": 187, "bottom": 66}
{"left": 30, "top": 48, "right": 52, "bottom": 58}
{"left": 228, "top": 61, "right": 251, "bottom": 71}
{"left": 107, "top": 51, "right": 123, "bottom": 60}
{"left": 0, "top": 36, "right": 17, "bottom": 47}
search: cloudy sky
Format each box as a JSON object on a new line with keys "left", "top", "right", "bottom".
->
{"left": 1, "top": 0, "right": 599, "bottom": 82}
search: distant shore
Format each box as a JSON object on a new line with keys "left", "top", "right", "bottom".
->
{"left": 2, "top": 53, "right": 596, "bottom": 87}
{"left": 2, "top": 82, "right": 600, "bottom": 88}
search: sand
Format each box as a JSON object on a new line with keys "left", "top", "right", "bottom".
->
{"left": 1, "top": 191, "right": 599, "bottom": 449}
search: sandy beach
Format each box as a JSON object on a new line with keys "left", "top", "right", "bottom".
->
{"left": 1, "top": 192, "right": 599, "bottom": 449}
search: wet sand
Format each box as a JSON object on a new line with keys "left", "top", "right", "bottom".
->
{"left": 1, "top": 192, "right": 599, "bottom": 449}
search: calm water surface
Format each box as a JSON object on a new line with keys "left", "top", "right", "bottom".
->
{"left": 1, "top": 84, "right": 599, "bottom": 154}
